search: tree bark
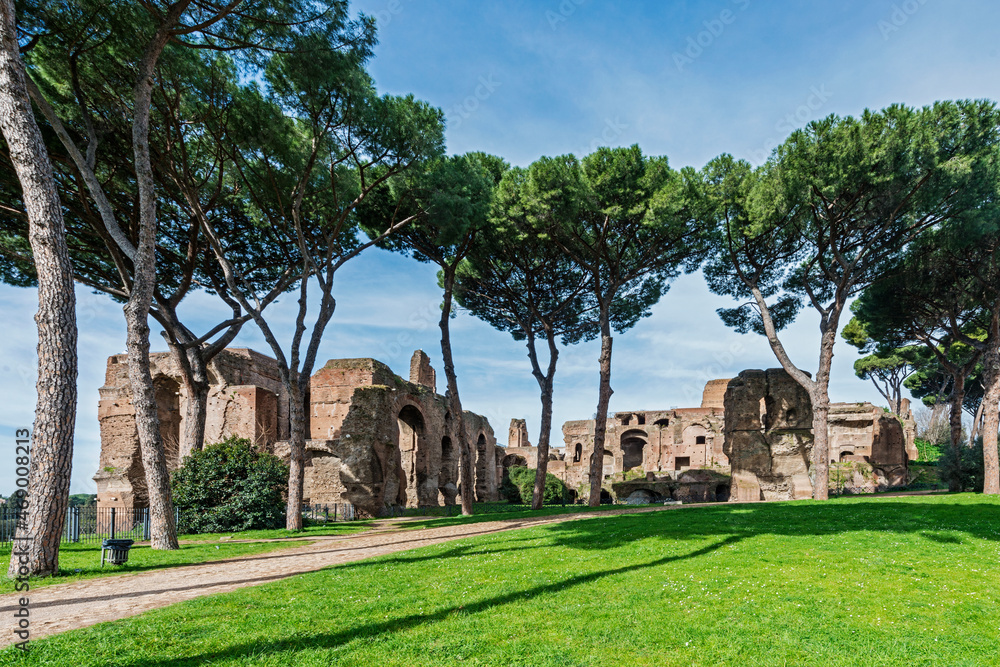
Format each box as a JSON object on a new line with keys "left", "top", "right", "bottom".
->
{"left": 178, "top": 352, "right": 209, "bottom": 460}
{"left": 947, "top": 368, "right": 967, "bottom": 493}
{"left": 122, "top": 10, "right": 189, "bottom": 551}
{"left": 810, "top": 328, "right": 837, "bottom": 500}
{"left": 809, "top": 391, "right": 831, "bottom": 501}
{"left": 528, "top": 329, "right": 559, "bottom": 511}
{"left": 439, "top": 268, "right": 474, "bottom": 515}
{"left": 980, "top": 311, "right": 1000, "bottom": 495}
{"left": 970, "top": 397, "right": 985, "bottom": 449}
{"left": 588, "top": 305, "right": 614, "bottom": 507}
{"left": 284, "top": 380, "right": 306, "bottom": 529}
{"left": 0, "top": 0, "right": 78, "bottom": 577}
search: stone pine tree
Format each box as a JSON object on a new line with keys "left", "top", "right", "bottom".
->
{"left": 851, "top": 243, "right": 982, "bottom": 491}
{"left": 362, "top": 153, "right": 499, "bottom": 515}
{"left": 532, "top": 146, "right": 712, "bottom": 507}
{"left": 703, "top": 101, "right": 1000, "bottom": 499}
{"left": 841, "top": 315, "right": 920, "bottom": 416}
{"left": 194, "top": 27, "right": 444, "bottom": 528}
{"left": 17, "top": 0, "right": 373, "bottom": 537}
{"left": 857, "top": 220, "right": 1000, "bottom": 495}
{"left": 0, "top": 0, "right": 77, "bottom": 578}
{"left": 455, "top": 165, "right": 598, "bottom": 510}
{"left": 0, "top": 46, "right": 289, "bottom": 462}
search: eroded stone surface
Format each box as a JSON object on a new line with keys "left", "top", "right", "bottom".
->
{"left": 96, "top": 349, "right": 500, "bottom": 517}
{"left": 723, "top": 369, "right": 916, "bottom": 501}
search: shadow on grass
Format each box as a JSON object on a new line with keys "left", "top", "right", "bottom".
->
{"left": 135, "top": 535, "right": 743, "bottom": 667}
{"left": 18, "top": 496, "right": 1000, "bottom": 664}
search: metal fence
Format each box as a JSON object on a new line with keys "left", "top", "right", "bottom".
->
{"left": 1, "top": 502, "right": 360, "bottom": 545}
{"left": 1, "top": 506, "right": 155, "bottom": 545}
{"left": 301, "top": 503, "right": 356, "bottom": 523}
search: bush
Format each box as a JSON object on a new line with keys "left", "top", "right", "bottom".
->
{"left": 501, "top": 466, "right": 568, "bottom": 505}
{"left": 172, "top": 437, "right": 289, "bottom": 533}
{"left": 937, "top": 438, "right": 984, "bottom": 492}
{"left": 914, "top": 437, "right": 944, "bottom": 463}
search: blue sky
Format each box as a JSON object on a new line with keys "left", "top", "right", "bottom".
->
{"left": 2, "top": 0, "right": 999, "bottom": 494}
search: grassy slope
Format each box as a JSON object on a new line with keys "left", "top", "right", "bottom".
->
{"left": 4, "top": 494, "right": 1000, "bottom": 666}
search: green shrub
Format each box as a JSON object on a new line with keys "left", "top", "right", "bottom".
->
{"left": 172, "top": 437, "right": 289, "bottom": 533}
{"left": 937, "top": 438, "right": 984, "bottom": 492}
{"left": 914, "top": 437, "right": 943, "bottom": 463}
{"left": 501, "top": 466, "right": 568, "bottom": 505}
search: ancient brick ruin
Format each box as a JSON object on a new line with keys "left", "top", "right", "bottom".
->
{"left": 95, "top": 348, "right": 501, "bottom": 517}
{"left": 725, "top": 369, "right": 917, "bottom": 501}
{"left": 507, "top": 372, "right": 917, "bottom": 503}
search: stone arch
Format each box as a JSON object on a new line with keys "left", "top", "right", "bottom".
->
{"left": 619, "top": 429, "right": 648, "bottom": 472}
{"left": 153, "top": 376, "right": 181, "bottom": 469}
{"left": 573, "top": 443, "right": 582, "bottom": 463}
{"left": 396, "top": 404, "right": 426, "bottom": 506}
{"left": 602, "top": 450, "right": 615, "bottom": 478}
{"left": 653, "top": 418, "right": 670, "bottom": 428}
{"left": 839, "top": 450, "right": 854, "bottom": 462}
{"left": 502, "top": 453, "right": 527, "bottom": 468}
{"left": 438, "top": 435, "right": 457, "bottom": 505}
{"left": 626, "top": 488, "right": 657, "bottom": 504}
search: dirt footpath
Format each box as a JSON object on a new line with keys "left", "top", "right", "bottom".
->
{"left": 0, "top": 506, "right": 674, "bottom": 647}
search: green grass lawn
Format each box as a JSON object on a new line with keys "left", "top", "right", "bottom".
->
{"left": 5, "top": 494, "right": 1000, "bottom": 666}
{"left": 1, "top": 539, "right": 310, "bottom": 590}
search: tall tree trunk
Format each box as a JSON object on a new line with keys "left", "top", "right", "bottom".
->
{"left": 439, "top": 269, "right": 473, "bottom": 515}
{"left": 588, "top": 305, "right": 614, "bottom": 508}
{"left": 980, "top": 313, "right": 1000, "bottom": 495}
{"left": 178, "top": 350, "right": 209, "bottom": 459}
{"left": 809, "top": 328, "right": 837, "bottom": 501}
{"left": 0, "top": 0, "right": 78, "bottom": 577}
{"left": 159, "top": 326, "right": 209, "bottom": 461}
{"left": 123, "top": 16, "right": 187, "bottom": 551}
{"left": 948, "top": 368, "right": 967, "bottom": 493}
{"left": 284, "top": 379, "right": 306, "bottom": 529}
{"left": 528, "top": 330, "right": 559, "bottom": 511}
{"left": 970, "top": 398, "right": 985, "bottom": 448}
{"left": 809, "top": 391, "right": 831, "bottom": 501}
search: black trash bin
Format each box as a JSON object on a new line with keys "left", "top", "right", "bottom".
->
{"left": 101, "top": 538, "right": 135, "bottom": 566}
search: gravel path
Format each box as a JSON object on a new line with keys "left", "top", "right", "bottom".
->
{"left": 0, "top": 506, "right": 675, "bottom": 647}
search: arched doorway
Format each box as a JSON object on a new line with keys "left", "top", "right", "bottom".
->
{"left": 602, "top": 450, "right": 615, "bottom": 478}
{"left": 396, "top": 405, "right": 425, "bottom": 506}
{"left": 573, "top": 443, "right": 582, "bottom": 462}
{"left": 475, "top": 433, "right": 488, "bottom": 501}
{"left": 153, "top": 377, "right": 181, "bottom": 469}
{"left": 438, "top": 436, "right": 457, "bottom": 505}
{"left": 620, "top": 429, "right": 648, "bottom": 472}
